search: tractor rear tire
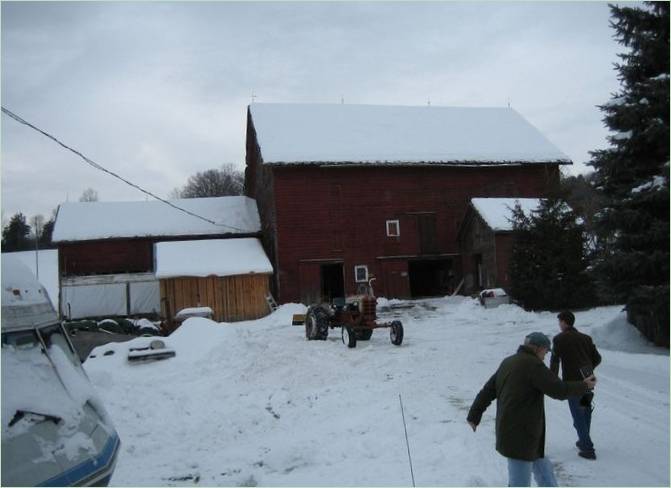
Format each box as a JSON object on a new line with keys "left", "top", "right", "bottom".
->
{"left": 342, "top": 325, "right": 357, "bottom": 348}
{"left": 390, "top": 321, "right": 404, "bottom": 346}
{"left": 355, "top": 329, "right": 373, "bottom": 341}
{"left": 305, "top": 306, "right": 329, "bottom": 340}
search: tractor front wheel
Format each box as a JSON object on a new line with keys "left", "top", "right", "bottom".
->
{"left": 305, "top": 306, "right": 329, "bottom": 340}
{"left": 342, "top": 325, "right": 357, "bottom": 348}
{"left": 390, "top": 321, "right": 404, "bottom": 346}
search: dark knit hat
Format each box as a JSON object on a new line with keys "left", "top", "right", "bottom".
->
{"left": 525, "top": 332, "right": 552, "bottom": 352}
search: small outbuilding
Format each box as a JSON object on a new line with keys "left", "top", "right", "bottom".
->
{"left": 52, "top": 196, "right": 262, "bottom": 320}
{"left": 155, "top": 238, "right": 273, "bottom": 323}
{"left": 458, "top": 198, "right": 541, "bottom": 294}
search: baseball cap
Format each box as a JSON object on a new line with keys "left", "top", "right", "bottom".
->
{"left": 525, "top": 332, "right": 552, "bottom": 352}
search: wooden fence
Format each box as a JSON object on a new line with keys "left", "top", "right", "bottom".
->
{"left": 160, "top": 274, "right": 271, "bottom": 323}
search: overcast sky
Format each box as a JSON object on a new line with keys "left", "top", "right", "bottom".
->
{"left": 2, "top": 1, "right": 627, "bottom": 223}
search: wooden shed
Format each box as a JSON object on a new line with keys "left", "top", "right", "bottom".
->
{"left": 52, "top": 196, "right": 262, "bottom": 320}
{"left": 155, "top": 238, "right": 273, "bottom": 323}
{"left": 458, "top": 198, "right": 541, "bottom": 294}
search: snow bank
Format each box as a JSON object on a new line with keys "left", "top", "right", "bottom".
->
{"left": 83, "top": 298, "right": 668, "bottom": 487}
{"left": 589, "top": 308, "right": 666, "bottom": 355}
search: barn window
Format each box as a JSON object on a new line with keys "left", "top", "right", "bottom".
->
{"left": 354, "top": 265, "right": 369, "bottom": 283}
{"left": 386, "top": 219, "right": 400, "bottom": 237}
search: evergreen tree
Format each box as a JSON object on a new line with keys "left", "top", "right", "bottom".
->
{"left": 39, "top": 218, "right": 56, "bottom": 248}
{"left": 588, "top": 2, "right": 669, "bottom": 344}
{"left": 1, "top": 212, "right": 32, "bottom": 252}
{"left": 509, "top": 198, "right": 595, "bottom": 311}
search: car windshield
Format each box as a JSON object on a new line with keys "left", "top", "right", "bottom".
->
{"left": 1, "top": 323, "right": 98, "bottom": 437}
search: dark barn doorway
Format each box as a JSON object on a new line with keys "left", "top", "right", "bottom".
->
{"left": 321, "top": 263, "right": 344, "bottom": 302}
{"left": 408, "top": 259, "right": 454, "bottom": 298}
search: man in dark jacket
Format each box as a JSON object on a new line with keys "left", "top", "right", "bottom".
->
{"left": 467, "top": 332, "right": 596, "bottom": 487}
{"left": 550, "top": 310, "right": 602, "bottom": 460}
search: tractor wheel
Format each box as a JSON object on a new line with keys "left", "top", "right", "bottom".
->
{"left": 355, "top": 329, "right": 373, "bottom": 341}
{"left": 390, "top": 321, "right": 404, "bottom": 346}
{"left": 305, "top": 306, "right": 329, "bottom": 340}
{"left": 342, "top": 325, "right": 357, "bottom": 348}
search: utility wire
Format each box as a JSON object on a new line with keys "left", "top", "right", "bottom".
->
{"left": 1, "top": 106, "right": 250, "bottom": 233}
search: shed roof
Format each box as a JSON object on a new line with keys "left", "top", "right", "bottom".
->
{"left": 470, "top": 197, "right": 542, "bottom": 231}
{"left": 249, "top": 103, "right": 572, "bottom": 166}
{"left": 154, "top": 238, "right": 273, "bottom": 279}
{"left": 52, "top": 196, "right": 260, "bottom": 242}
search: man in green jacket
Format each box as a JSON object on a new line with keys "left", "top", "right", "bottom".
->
{"left": 467, "top": 332, "right": 597, "bottom": 487}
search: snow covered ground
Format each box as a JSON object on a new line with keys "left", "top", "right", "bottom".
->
{"left": 84, "top": 297, "right": 669, "bottom": 487}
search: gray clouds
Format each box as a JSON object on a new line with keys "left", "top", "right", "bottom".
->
{"left": 2, "top": 2, "right": 621, "bottom": 220}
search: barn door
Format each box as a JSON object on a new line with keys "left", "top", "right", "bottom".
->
{"left": 417, "top": 213, "right": 438, "bottom": 254}
{"left": 380, "top": 260, "right": 409, "bottom": 299}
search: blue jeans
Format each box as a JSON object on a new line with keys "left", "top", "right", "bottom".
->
{"left": 568, "top": 395, "right": 594, "bottom": 452}
{"left": 507, "top": 457, "right": 558, "bottom": 487}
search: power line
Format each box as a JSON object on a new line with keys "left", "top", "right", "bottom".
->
{"left": 1, "top": 106, "right": 250, "bottom": 233}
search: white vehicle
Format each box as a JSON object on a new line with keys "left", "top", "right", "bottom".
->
{"left": 1, "top": 256, "right": 120, "bottom": 486}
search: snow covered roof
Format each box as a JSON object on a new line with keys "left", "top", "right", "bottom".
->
{"left": 154, "top": 238, "right": 273, "bottom": 279}
{"left": 249, "top": 103, "right": 572, "bottom": 166}
{"left": 470, "top": 197, "right": 542, "bottom": 231}
{"left": 52, "top": 196, "right": 261, "bottom": 242}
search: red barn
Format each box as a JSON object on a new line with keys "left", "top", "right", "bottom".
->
{"left": 244, "top": 103, "right": 571, "bottom": 304}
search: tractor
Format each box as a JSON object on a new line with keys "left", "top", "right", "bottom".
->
{"left": 294, "top": 278, "right": 404, "bottom": 348}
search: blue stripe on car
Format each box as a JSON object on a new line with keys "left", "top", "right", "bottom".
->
{"left": 40, "top": 434, "right": 120, "bottom": 486}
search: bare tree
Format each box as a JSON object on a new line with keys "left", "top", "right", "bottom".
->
{"left": 180, "top": 164, "right": 244, "bottom": 198}
{"left": 79, "top": 188, "right": 99, "bottom": 202}
{"left": 167, "top": 187, "right": 182, "bottom": 200}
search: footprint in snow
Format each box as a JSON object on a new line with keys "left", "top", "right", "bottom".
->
{"left": 466, "top": 475, "right": 487, "bottom": 486}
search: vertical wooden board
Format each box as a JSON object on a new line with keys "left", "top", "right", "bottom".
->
{"left": 223, "top": 276, "right": 233, "bottom": 322}
{"left": 222, "top": 277, "right": 229, "bottom": 322}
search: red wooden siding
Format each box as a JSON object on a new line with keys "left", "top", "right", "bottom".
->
{"left": 59, "top": 240, "right": 153, "bottom": 276}
{"left": 270, "top": 165, "right": 559, "bottom": 302}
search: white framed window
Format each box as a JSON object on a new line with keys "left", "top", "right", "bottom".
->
{"left": 386, "top": 219, "right": 400, "bottom": 237}
{"left": 354, "top": 265, "right": 369, "bottom": 283}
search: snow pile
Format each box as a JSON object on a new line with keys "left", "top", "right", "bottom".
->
{"left": 52, "top": 196, "right": 261, "bottom": 242}
{"left": 479, "top": 288, "right": 508, "bottom": 297}
{"left": 471, "top": 198, "right": 541, "bottom": 231}
{"left": 155, "top": 238, "right": 273, "bottom": 279}
{"left": 589, "top": 308, "right": 666, "bottom": 355}
{"left": 174, "top": 307, "right": 214, "bottom": 321}
{"left": 84, "top": 298, "right": 669, "bottom": 486}
{"left": 250, "top": 103, "right": 571, "bottom": 165}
